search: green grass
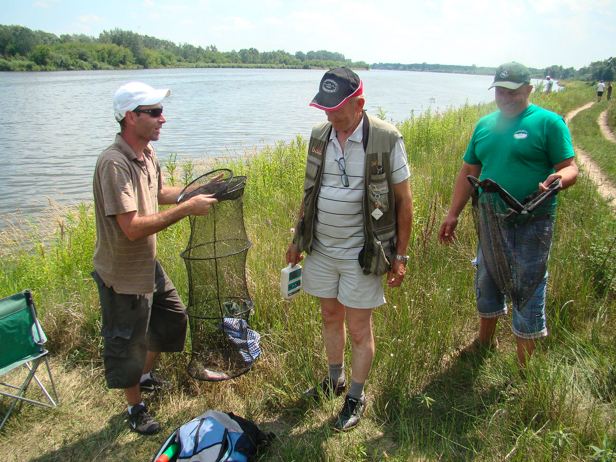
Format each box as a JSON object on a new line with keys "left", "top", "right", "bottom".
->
{"left": 1, "top": 85, "right": 616, "bottom": 461}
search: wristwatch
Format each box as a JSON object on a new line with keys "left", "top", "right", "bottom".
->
{"left": 394, "top": 254, "right": 410, "bottom": 264}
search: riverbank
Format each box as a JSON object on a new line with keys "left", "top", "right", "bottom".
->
{"left": 2, "top": 84, "right": 616, "bottom": 461}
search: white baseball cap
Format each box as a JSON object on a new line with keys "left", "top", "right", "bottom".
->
{"left": 113, "top": 82, "right": 170, "bottom": 121}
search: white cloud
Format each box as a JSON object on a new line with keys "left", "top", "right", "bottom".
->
{"left": 424, "top": 1, "right": 438, "bottom": 9}
{"left": 229, "top": 16, "right": 253, "bottom": 29}
{"left": 214, "top": 16, "right": 254, "bottom": 31}
{"left": 530, "top": 0, "right": 611, "bottom": 13}
{"left": 265, "top": 17, "right": 283, "bottom": 25}
{"left": 149, "top": 12, "right": 160, "bottom": 19}
{"left": 79, "top": 14, "right": 104, "bottom": 23}
{"left": 142, "top": 0, "right": 155, "bottom": 6}
{"left": 74, "top": 23, "right": 90, "bottom": 33}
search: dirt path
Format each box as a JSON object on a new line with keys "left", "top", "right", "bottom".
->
{"left": 565, "top": 103, "right": 616, "bottom": 208}
{"left": 599, "top": 109, "right": 616, "bottom": 143}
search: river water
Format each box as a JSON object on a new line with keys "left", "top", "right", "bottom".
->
{"left": 0, "top": 68, "right": 500, "bottom": 227}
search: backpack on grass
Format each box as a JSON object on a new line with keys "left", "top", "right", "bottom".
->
{"left": 152, "top": 410, "right": 274, "bottom": 462}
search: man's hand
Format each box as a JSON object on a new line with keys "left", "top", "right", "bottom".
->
{"left": 286, "top": 243, "right": 304, "bottom": 266}
{"left": 438, "top": 215, "right": 459, "bottom": 245}
{"left": 539, "top": 173, "right": 562, "bottom": 192}
{"left": 387, "top": 259, "right": 406, "bottom": 287}
{"left": 186, "top": 194, "right": 217, "bottom": 215}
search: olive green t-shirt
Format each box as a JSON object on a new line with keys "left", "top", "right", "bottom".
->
{"left": 463, "top": 104, "right": 574, "bottom": 202}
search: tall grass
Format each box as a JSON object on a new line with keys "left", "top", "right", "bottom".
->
{"left": 1, "top": 85, "right": 616, "bottom": 461}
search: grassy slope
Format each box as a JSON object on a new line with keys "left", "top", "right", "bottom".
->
{"left": 1, "top": 84, "right": 616, "bottom": 461}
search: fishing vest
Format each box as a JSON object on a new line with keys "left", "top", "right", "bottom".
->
{"left": 293, "top": 112, "right": 402, "bottom": 276}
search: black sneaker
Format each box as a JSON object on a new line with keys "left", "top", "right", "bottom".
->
{"left": 127, "top": 404, "right": 161, "bottom": 435}
{"left": 334, "top": 395, "right": 366, "bottom": 432}
{"left": 140, "top": 374, "right": 174, "bottom": 393}
{"left": 304, "top": 377, "right": 346, "bottom": 400}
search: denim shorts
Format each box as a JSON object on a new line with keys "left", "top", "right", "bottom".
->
{"left": 302, "top": 251, "right": 386, "bottom": 309}
{"left": 92, "top": 260, "right": 187, "bottom": 389}
{"left": 474, "top": 219, "right": 551, "bottom": 340}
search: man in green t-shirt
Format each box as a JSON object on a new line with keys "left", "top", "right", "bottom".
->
{"left": 438, "top": 62, "right": 578, "bottom": 367}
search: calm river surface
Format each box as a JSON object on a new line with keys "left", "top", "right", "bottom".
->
{"left": 0, "top": 68, "right": 497, "bottom": 227}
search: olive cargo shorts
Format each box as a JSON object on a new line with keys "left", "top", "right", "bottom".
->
{"left": 92, "top": 261, "right": 187, "bottom": 389}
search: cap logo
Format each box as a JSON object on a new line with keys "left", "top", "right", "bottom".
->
{"left": 500, "top": 69, "right": 510, "bottom": 78}
{"left": 513, "top": 130, "right": 529, "bottom": 140}
{"left": 322, "top": 79, "right": 339, "bottom": 93}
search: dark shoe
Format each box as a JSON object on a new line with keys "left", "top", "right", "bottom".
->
{"left": 140, "top": 373, "right": 174, "bottom": 393}
{"left": 334, "top": 395, "right": 366, "bottom": 432}
{"left": 304, "top": 377, "right": 346, "bottom": 400}
{"left": 127, "top": 404, "right": 161, "bottom": 435}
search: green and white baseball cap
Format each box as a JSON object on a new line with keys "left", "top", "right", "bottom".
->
{"left": 489, "top": 62, "right": 531, "bottom": 90}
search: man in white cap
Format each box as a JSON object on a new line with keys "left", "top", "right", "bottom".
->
{"left": 92, "top": 82, "right": 217, "bottom": 435}
{"left": 286, "top": 68, "right": 413, "bottom": 432}
{"left": 438, "top": 62, "right": 578, "bottom": 367}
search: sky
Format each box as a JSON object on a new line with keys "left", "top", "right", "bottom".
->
{"left": 2, "top": 0, "right": 614, "bottom": 70}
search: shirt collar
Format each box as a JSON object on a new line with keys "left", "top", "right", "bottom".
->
{"left": 329, "top": 118, "right": 365, "bottom": 144}
{"left": 114, "top": 133, "right": 153, "bottom": 162}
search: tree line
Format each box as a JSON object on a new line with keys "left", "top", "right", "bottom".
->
{"left": 372, "top": 59, "right": 615, "bottom": 82}
{"left": 0, "top": 25, "right": 370, "bottom": 71}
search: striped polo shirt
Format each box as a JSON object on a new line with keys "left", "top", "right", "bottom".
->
{"left": 312, "top": 119, "right": 410, "bottom": 261}
{"left": 93, "top": 133, "right": 163, "bottom": 294}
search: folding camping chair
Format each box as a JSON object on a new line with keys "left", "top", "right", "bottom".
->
{"left": 0, "top": 289, "right": 59, "bottom": 431}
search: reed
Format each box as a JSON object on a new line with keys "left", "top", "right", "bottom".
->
{"left": 1, "top": 86, "right": 615, "bottom": 461}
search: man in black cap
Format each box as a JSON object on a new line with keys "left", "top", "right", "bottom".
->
{"left": 286, "top": 67, "right": 413, "bottom": 431}
{"left": 438, "top": 62, "right": 578, "bottom": 366}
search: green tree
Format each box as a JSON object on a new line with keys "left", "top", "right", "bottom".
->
{"left": 29, "top": 44, "right": 52, "bottom": 65}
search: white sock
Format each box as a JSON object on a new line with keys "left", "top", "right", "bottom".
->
{"left": 140, "top": 372, "right": 151, "bottom": 383}
{"left": 128, "top": 402, "right": 144, "bottom": 414}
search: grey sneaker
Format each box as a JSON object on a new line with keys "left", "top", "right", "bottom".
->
{"left": 140, "top": 374, "right": 174, "bottom": 393}
{"left": 127, "top": 404, "right": 161, "bottom": 435}
{"left": 334, "top": 395, "right": 366, "bottom": 432}
{"left": 304, "top": 377, "right": 346, "bottom": 400}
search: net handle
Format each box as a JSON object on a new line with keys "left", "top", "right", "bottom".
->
{"left": 177, "top": 168, "right": 234, "bottom": 204}
{"left": 467, "top": 175, "right": 561, "bottom": 215}
{"left": 522, "top": 178, "right": 561, "bottom": 214}
{"left": 467, "top": 175, "right": 524, "bottom": 213}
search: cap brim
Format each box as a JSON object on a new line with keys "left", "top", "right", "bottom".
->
{"left": 489, "top": 81, "right": 525, "bottom": 90}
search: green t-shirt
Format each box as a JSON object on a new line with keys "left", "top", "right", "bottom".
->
{"left": 463, "top": 104, "right": 574, "bottom": 202}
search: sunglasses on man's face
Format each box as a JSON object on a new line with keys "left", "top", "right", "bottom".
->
{"left": 133, "top": 107, "right": 163, "bottom": 118}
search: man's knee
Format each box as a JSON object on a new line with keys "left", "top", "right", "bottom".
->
{"left": 320, "top": 299, "right": 345, "bottom": 323}
{"left": 346, "top": 316, "right": 373, "bottom": 345}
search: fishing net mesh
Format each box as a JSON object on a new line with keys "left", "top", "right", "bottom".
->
{"left": 178, "top": 170, "right": 256, "bottom": 381}
{"left": 469, "top": 176, "right": 560, "bottom": 311}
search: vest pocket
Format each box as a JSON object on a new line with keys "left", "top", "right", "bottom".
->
{"left": 294, "top": 186, "right": 314, "bottom": 254}
{"left": 362, "top": 223, "right": 397, "bottom": 276}
{"left": 306, "top": 157, "right": 320, "bottom": 182}
{"left": 368, "top": 175, "right": 390, "bottom": 213}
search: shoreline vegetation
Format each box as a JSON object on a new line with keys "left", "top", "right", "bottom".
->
{"left": 2, "top": 81, "right": 616, "bottom": 460}
{"left": 2, "top": 24, "right": 615, "bottom": 81}
{"left": 0, "top": 25, "right": 369, "bottom": 72}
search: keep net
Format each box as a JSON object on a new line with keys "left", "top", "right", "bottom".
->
{"left": 468, "top": 175, "right": 561, "bottom": 311}
{"left": 178, "top": 170, "right": 259, "bottom": 381}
